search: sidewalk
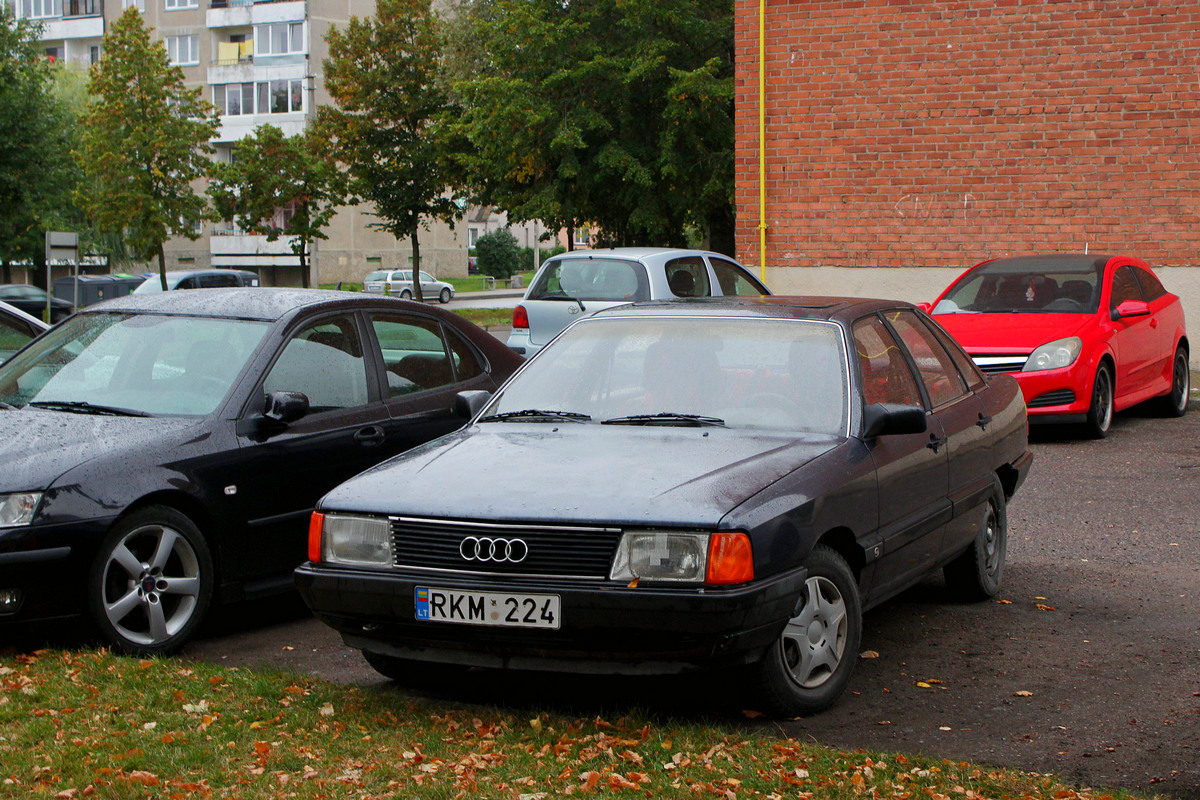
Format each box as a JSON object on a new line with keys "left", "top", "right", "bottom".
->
{"left": 455, "top": 288, "right": 525, "bottom": 300}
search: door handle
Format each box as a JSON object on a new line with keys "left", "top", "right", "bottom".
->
{"left": 926, "top": 434, "right": 946, "bottom": 453}
{"left": 976, "top": 413, "right": 992, "bottom": 430}
{"left": 354, "top": 426, "right": 386, "bottom": 447}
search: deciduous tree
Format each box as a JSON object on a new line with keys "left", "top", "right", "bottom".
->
{"left": 77, "top": 8, "right": 219, "bottom": 289}
{"left": 209, "top": 125, "right": 348, "bottom": 288}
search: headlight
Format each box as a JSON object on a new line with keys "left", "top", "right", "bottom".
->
{"left": 320, "top": 514, "right": 392, "bottom": 567}
{"left": 610, "top": 531, "right": 709, "bottom": 583}
{"left": 1023, "top": 337, "right": 1082, "bottom": 372}
{"left": 0, "top": 493, "right": 42, "bottom": 527}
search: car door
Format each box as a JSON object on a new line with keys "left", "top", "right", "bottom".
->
{"left": 853, "top": 314, "right": 950, "bottom": 603}
{"left": 366, "top": 310, "right": 497, "bottom": 448}
{"left": 1107, "top": 264, "right": 1160, "bottom": 399}
{"left": 883, "top": 309, "right": 994, "bottom": 560}
{"left": 226, "top": 311, "right": 394, "bottom": 590}
{"left": 1132, "top": 265, "right": 1181, "bottom": 391}
{"left": 707, "top": 256, "right": 770, "bottom": 296}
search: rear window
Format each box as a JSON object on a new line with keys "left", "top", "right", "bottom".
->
{"left": 364, "top": 271, "right": 388, "bottom": 282}
{"left": 528, "top": 258, "right": 649, "bottom": 302}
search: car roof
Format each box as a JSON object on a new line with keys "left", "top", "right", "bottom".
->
{"left": 588, "top": 295, "right": 911, "bottom": 324}
{"left": 545, "top": 247, "right": 736, "bottom": 263}
{"left": 974, "top": 254, "right": 1114, "bottom": 273}
{"left": 80, "top": 287, "right": 407, "bottom": 322}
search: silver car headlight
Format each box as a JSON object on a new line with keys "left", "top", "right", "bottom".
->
{"left": 1023, "top": 337, "right": 1082, "bottom": 372}
{"left": 0, "top": 492, "right": 42, "bottom": 527}
{"left": 321, "top": 514, "right": 392, "bottom": 567}
{"left": 609, "top": 531, "right": 709, "bottom": 583}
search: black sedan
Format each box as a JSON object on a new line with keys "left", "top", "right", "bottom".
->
{"left": 296, "top": 297, "right": 1033, "bottom": 715}
{"left": 0, "top": 288, "right": 522, "bottom": 654}
{"left": 0, "top": 283, "right": 74, "bottom": 324}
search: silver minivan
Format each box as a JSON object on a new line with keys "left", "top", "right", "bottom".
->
{"left": 507, "top": 248, "right": 770, "bottom": 357}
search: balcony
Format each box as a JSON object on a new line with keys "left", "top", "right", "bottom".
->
{"left": 207, "top": 0, "right": 304, "bottom": 28}
{"left": 210, "top": 230, "right": 298, "bottom": 270}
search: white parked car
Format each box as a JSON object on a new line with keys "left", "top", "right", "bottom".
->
{"left": 363, "top": 270, "right": 454, "bottom": 304}
{"left": 507, "top": 247, "right": 770, "bottom": 357}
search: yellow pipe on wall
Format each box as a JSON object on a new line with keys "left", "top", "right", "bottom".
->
{"left": 757, "top": 0, "right": 767, "bottom": 281}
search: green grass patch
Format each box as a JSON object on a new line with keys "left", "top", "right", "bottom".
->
{"left": 451, "top": 308, "right": 513, "bottom": 327}
{"left": 0, "top": 649, "right": 1150, "bottom": 799}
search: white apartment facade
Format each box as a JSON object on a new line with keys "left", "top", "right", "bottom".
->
{"left": 13, "top": 0, "right": 470, "bottom": 286}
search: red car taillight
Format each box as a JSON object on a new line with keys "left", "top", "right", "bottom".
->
{"left": 512, "top": 304, "right": 529, "bottom": 329}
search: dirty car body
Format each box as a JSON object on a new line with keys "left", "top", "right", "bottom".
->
{"left": 0, "top": 288, "right": 521, "bottom": 654}
{"left": 297, "top": 297, "right": 1032, "bottom": 714}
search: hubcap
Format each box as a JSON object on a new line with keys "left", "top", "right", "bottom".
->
{"left": 780, "top": 575, "right": 848, "bottom": 689}
{"left": 982, "top": 507, "right": 1000, "bottom": 575}
{"left": 101, "top": 524, "right": 201, "bottom": 646}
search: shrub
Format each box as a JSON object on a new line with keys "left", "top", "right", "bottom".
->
{"left": 475, "top": 229, "right": 521, "bottom": 279}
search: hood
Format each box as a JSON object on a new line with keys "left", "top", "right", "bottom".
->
{"left": 320, "top": 425, "right": 842, "bottom": 527}
{"left": 934, "top": 312, "right": 1091, "bottom": 353}
{"left": 0, "top": 409, "right": 201, "bottom": 491}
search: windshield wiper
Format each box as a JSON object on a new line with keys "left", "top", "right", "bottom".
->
{"left": 28, "top": 400, "right": 151, "bottom": 417}
{"left": 602, "top": 412, "right": 726, "bottom": 427}
{"left": 544, "top": 293, "right": 586, "bottom": 311}
{"left": 478, "top": 409, "right": 592, "bottom": 423}
{"left": 0, "top": 401, "right": 16, "bottom": 411}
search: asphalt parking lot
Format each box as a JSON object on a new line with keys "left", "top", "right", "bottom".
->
{"left": 179, "top": 393, "right": 1200, "bottom": 799}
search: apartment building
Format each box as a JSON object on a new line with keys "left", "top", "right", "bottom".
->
{"left": 13, "top": 0, "right": 469, "bottom": 286}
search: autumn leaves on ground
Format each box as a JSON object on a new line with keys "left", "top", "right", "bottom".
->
{"left": 0, "top": 649, "right": 1154, "bottom": 799}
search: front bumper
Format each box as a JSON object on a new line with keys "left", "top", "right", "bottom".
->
{"left": 0, "top": 517, "right": 112, "bottom": 623}
{"left": 988, "top": 361, "right": 1094, "bottom": 422}
{"left": 294, "top": 563, "right": 807, "bottom": 674}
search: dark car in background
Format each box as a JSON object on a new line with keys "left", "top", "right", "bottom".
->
{"left": 132, "top": 269, "right": 260, "bottom": 293}
{"left": 0, "top": 289, "right": 522, "bottom": 654}
{"left": 297, "top": 297, "right": 1032, "bottom": 715}
{"left": 0, "top": 284, "right": 74, "bottom": 324}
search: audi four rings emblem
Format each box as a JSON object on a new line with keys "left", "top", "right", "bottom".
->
{"left": 459, "top": 536, "right": 529, "bottom": 563}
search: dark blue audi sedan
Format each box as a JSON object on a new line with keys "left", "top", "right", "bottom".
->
{"left": 296, "top": 297, "right": 1032, "bottom": 715}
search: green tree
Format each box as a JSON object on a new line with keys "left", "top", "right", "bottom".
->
{"left": 77, "top": 8, "right": 219, "bottom": 289}
{"left": 0, "top": 9, "right": 79, "bottom": 284}
{"left": 448, "top": 0, "right": 735, "bottom": 253}
{"left": 209, "top": 125, "right": 348, "bottom": 288}
{"left": 318, "top": 0, "right": 464, "bottom": 302}
{"left": 474, "top": 228, "right": 520, "bottom": 279}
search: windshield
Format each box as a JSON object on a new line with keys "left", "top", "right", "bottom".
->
{"left": 528, "top": 258, "right": 650, "bottom": 303}
{"left": 486, "top": 316, "right": 848, "bottom": 434}
{"left": 0, "top": 313, "right": 269, "bottom": 416}
{"left": 934, "top": 258, "right": 1103, "bottom": 314}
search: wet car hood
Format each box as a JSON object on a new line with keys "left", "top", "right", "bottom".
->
{"left": 934, "top": 312, "right": 1091, "bottom": 352}
{"left": 0, "top": 409, "right": 201, "bottom": 491}
{"left": 320, "top": 425, "right": 843, "bottom": 526}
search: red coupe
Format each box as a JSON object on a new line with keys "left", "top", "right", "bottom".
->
{"left": 928, "top": 254, "right": 1188, "bottom": 437}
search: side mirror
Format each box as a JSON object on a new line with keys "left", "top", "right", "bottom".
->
{"left": 1110, "top": 299, "right": 1150, "bottom": 321}
{"left": 916, "top": 302, "right": 933, "bottom": 313}
{"left": 455, "top": 390, "right": 492, "bottom": 419}
{"left": 862, "top": 403, "right": 927, "bottom": 439}
{"left": 264, "top": 390, "right": 309, "bottom": 425}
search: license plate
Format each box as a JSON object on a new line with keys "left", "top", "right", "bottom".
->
{"left": 414, "top": 586, "right": 560, "bottom": 630}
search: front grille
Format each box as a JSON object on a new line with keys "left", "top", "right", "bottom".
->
{"left": 391, "top": 517, "right": 622, "bottom": 579}
{"left": 971, "top": 355, "right": 1028, "bottom": 374}
{"left": 1027, "top": 389, "right": 1076, "bottom": 408}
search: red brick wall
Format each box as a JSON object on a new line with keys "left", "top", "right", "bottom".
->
{"left": 734, "top": 1, "right": 1200, "bottom": 270}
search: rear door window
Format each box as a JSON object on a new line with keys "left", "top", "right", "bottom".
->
{"left": 664, "top": 256, "right": 712, "bottom": 298}
{"left": 852, "top": 316, "right": 923, "bottom": 407}
{"left": 710, "top": 257, "right": 768, "bottom": 296}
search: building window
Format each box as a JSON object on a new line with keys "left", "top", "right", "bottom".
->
{"left": 164, "top": 0, "right": 198, "bottom": 10}
{"left": 214, "top": 79, "right": 303, "bottom": 116}
{"left": 166, "top": 35, "right": 199, "bottom": 66}
{"left": 20, "top": 0, "right": 61, "bottom": 19}
{"left": 89, "top": 45, "right": 101, "bottom": 64}
{"left": 468, "top": 228, "right": 479, "bottom": 247}
{"left": 44, "top": 46, "right": 64, "bottom": 61}
{"left": 254, "top": 22, "right": 304, "bottom": 56}
{"left": 123, "top": 0, "right": 144, "bottom": 10}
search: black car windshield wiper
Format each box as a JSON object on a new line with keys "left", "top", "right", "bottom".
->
{"left": 0, "top": 401, "right": 16, "bottom": 410}
{"left": 602, "top": 412, "right": 726, "bottom": 427}
{"left": 28, "top": 400, "right": 151, "bottom": 417}
{"left": 478, "top": 409, "right": 592, "bottom": 423}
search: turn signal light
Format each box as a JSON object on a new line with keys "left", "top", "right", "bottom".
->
{"left": 512, "top": 304, "right": 529, "bottom": 329}
{"left": 706, "top": 532, "right": 753, "bottom": 585}
{"left": 308, "top": 512, "right": 325, "bottom": 563}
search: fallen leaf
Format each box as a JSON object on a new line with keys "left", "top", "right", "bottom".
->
{"left": 319, "top": 703, "right": 334, "bottom": 716}
{"left": 859, "top": 650, "right": 880, "bottom": 659}
{"left": 1035, "top": 604, "right": 1055, "bottom": 611}
{"left": 1014, "top": 690, "right": 1034, "bottom": 697}
{"left": 741, "top": 709, "right": 764, "bottom": 719}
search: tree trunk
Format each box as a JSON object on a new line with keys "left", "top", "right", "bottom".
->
{"left": 298, "top": 240, "right": 310, "bottom": 288}
{"left": 410, "top": 224, "right": 424, "bottom": 303}
{"left": 158, "top": 243, "right": 168, "bottom": 291}
{"left": 567, "top": 223, "right": 575, "bottom": 252}
{"left": 1, "top": 261, "right": 10, "bottom": 284}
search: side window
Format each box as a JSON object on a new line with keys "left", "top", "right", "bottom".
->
{"left": 200, "top": 273, "right": 239, "bottom": 288}
{"left": 884, "top": 310, "right": 968, "bottom": 407}
{"left": 1110, "top": 266, "right": 1143, "bottom": 308}
{"left": 710, "top": 257, "right": 768, "bottom": 296}
{"left": 852, "top": 316, "right": 923, "bottom": 407}
{"left": 176, "top": 277, "right": 198, "bottom": 290}
{"left": 925, "top": 316, "right": 986, "bottom": 390}
{"left": 264, "top": 315, "right": 369, "bottom": 412}
{"left": 370, "top": 314, "right": 459, "bottom": 397}
{"left": 445, "top": 328, "right": 483, "bottom": 382}
{"left": 664, "top": 256, "right": 712, "bottom": 298}
{"left": 1133, "top": 267, "right": 1167, "bottom": 302}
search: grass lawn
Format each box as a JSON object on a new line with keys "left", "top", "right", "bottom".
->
{"left": 0, "top": 648, "right": 1150, "bottom": 800}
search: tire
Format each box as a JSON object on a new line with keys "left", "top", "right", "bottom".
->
{"left": 1156, "top": 345, "right": 1189, "bottom": 418}
{"left": 746, "top": 545, "right": 862, "bottom": 716}
{"left": 87, "top": 506, "right": 213, "bottom": 656}
{"left": 1084, "top": 362, "right": 1113, "bottom": 438}
{"left": 944, "top": 475, "right": 1007, "bottom": 601}
{"left": 439, "top": 288, "right": 452, "bottom": 304}
{"left": 400, "top": 289, "right": 412, "bottom": 301}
